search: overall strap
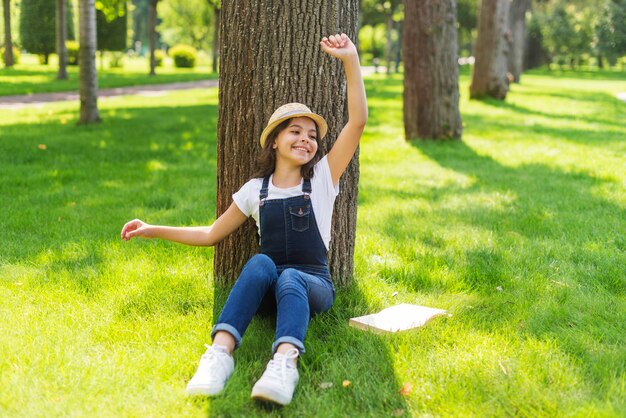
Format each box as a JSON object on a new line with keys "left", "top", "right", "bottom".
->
{"left": 302, "top": 178, "right": 312, "bottom": 200}
{"left": 259, "top": 176, "right": 270, "bottom": 206}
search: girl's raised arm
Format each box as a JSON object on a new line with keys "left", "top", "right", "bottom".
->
{"left": 121, "top": 202, "right": 247, "bottom": 247}
{"left": 320, "top": 33, "right": 368, "bottom": 186}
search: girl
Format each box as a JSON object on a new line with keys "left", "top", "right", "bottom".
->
{"left": 120, "top": 33, "right": 367, "bottom": 406}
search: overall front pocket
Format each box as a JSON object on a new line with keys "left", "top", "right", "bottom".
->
{"left": 289, "top": 205, "right": 311, "bottom": 232}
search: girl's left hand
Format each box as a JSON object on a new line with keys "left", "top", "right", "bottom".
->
{"left": 320, "top": 33, "right": 358, "bottom": 61}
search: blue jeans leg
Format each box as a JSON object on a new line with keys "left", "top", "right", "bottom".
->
{"left": 273, "top": 268, "right": 335, "bottom": 354}
{"left": 211, "top": 254, "right": 278, "bottom": 348}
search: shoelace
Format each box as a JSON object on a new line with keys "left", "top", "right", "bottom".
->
{"left": 200, "top": 344, "right": 227, "bottom": 382}
{"left": 265, "top": 348, "right": 299, "bottom": 384}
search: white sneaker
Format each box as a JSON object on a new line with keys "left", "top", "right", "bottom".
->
{"left": 251, "top": 348, "right": 299, "bottom": 405}
{"left": 186, "top": 344, "right": 234, "bottom": 396}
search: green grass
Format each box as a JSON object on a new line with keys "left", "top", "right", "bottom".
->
{"left": 1, "top": 71, "right": 625, "bottom": 417}
{"left": 0, "top": 53, "right": 215, "bottom": 96}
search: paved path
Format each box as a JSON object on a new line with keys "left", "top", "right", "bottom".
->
{"left": 0, "top": 67, "right": 384, "bottom": 110}
{"left": 0, "top": 79, "right": 218, "bottom": 109}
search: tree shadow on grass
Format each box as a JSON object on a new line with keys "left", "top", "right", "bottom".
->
{"left": 405, "top": 139, "right": 626, "bottom": 392}
{"left": 475, "top": 92, "right": 626, "bottom": 132}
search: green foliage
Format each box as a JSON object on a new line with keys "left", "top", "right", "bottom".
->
{"left": 153, "top": 49, "right": 165, "bottom": 67}
{"left": 358, "top": 24, "right": 386, "bottom": 60}
{"left": 1, "top": 46, "right": 20, "bottom": 64}
{"left": 66, "top": 40, "right": 79, "bottom": 66}
{"left": 158, "top": 0, "right": 212, "bottom": 51}
{"left": 596, "top": 0, "right": 626, "bottom": 64}
{"left": 169, "top": 44, "right": 196, "bottom": 68}
{"left": 19, "top": 0, "right": 55, "bottom": 59}
{"left": 96, "top": 2, "right": 128, "bottom": 52}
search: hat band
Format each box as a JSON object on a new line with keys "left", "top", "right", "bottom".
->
{"left": 273, "top": 109, "right": 318, "bottom": 122}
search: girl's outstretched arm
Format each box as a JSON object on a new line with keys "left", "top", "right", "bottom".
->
{"left": 320, "top": 33, "right": 368, "bottom": 186}
{"left": 121, "top": 202, "right": 247, "bottom": 246}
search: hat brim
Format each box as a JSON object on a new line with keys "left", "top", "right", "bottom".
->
{"left": 259, "top": 112, "right": 328, "bottom": 147}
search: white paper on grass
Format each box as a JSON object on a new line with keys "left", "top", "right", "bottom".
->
{"left": 349, "top": 303, "right": 447, "bottom": 333}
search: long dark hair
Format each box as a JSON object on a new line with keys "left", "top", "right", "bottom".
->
{"left": 251, "top": 118, "right": 323, "bottom": 180}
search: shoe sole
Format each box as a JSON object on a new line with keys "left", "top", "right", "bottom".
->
{"left": 251, "top": 386, "right": 291, "bottom": 406}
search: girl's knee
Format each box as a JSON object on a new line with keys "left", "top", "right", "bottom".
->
{"left": 238, "top": 254, "right": 277, "bottom": 285}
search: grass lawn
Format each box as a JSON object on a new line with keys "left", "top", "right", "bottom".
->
{"left": 1, "top": 71, "right": 625, "bottom": 417}
{"left": 0, "top": 54, "right": 215, "bottom": 96}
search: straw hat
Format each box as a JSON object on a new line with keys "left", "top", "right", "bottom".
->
{"left": 259, "top": 103, "right": 328, "bottom": 147}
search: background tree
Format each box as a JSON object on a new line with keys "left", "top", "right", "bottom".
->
{"left": 596, "top": 0, "right": 626, "bottom": 66}
{"left": 3, "top": 0, "right": 14, "bottom": 67}
{"left": 131, "top": 0, "right": 148, "bottom": 51}
{"left": 403, "top": 0, "right": 462, "bottom": 140}
{"left": 456, "top": 0, "right": 478, "bottom": 57}
{"left": 56, "top": 0, "right": 68, "bottom": 79}
{"left": 78, "top": 0, "right": 100, "bottom": 124}
{"left": 208, "top": 0, "right": 219, "bottom": 73}
{"left": 507, "top": 0, "right": 530, "bottom": 82}
{"left": 470, "top": 0, "right": 510, "bottom": 100}
{"left": 216, "top": 0, "right": 360, "bottom": 285}
{"left": 148, "top": 0, "right": 159, "bottom": 75}
{"left": 158, "top": 0, "right": 211, "bottom": 51}
{"left": 96, "top": 0, "right": 127, "bottom": 66}
{"left": 20, "top": 0, "right": 55, "bottom": 64}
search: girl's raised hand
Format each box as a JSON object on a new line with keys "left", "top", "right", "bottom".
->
{"left": 320, "top": 33, "right": 357, "bottom": 61}
{"left": 121, "top": 218, "right": 153, "bottom": 241}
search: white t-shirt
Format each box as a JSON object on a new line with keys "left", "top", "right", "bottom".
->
{"left": 232, "top": 155, "right": 339, "bottom": 250}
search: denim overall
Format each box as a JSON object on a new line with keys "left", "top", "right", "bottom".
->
{"left": 211, "top": 177, "right": 335, "bottom": 354}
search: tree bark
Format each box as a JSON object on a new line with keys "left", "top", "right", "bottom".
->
{"left": 148, "top": 0, "right": 158, "bottom": 76}
{"left": 507, "top": 0, "right": 529, "bottom": 83}
{"left": 470, "top": 0, "right": 510, "bottom": 100}
{"left": 403, "top": 0, "right": 462, "bottom": 140}
{"left": 215, "top": 0, "right": 359, "bottom": 286}
{"left": 78, "top": 0, "right": 100, "bottom": 124}
{"left": 211, "top": 3, "right": 220, "bottom": 73}
{"left": 3, "top": 0, "right": 13, "bottom": 67}
{"left": 56, "top": 0, "right": 68, "bottom": 80}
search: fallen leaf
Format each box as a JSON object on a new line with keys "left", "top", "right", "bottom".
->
{"left": 342, "top": 380, "right": 351, "bottom": 388}
{"left": 496, "top": 286, "right": 503, "bottom": 292}
{"left": 392, "top": 409, "right": 405, "bottom": 417}
{"left": 319, "top": 382, "right": 333, "bottom": 389}
{"left": 38, "top": 144, "right": 47, "bottom": 150}
{"left": 399, "top": 382, "right": 413, "bottom": 396}
{"left": 392, "top": 291, "right": 399, "bottom": 297}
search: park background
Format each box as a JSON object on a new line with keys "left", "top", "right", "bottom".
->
{"left": 1, "top": 0, "right": 625, "bottom": 416}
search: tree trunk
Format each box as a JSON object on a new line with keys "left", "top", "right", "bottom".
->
{"left": 148, "top": 0, "right": 158, "bottom": 76}
{"left": 403, "top": 0, "right": 462, "bottom": 140}
{"left": 3, "top": 0, "right": 13, "bottom": 67}
{"left": 394, "top": 20, "right": 402, "bottom": 73}
{"left": 212, "top": 4, "right": 220, "bottom": 73}
{"left": 78, "top": 0, "right": 100, "bottom": 124}
{"left": 470, "top": 0, "right": 510, "bottom": 100}
{"left": 385, "top": 11, "right": 393, "bottom": 75}
{"left": 507, "top": 0, "right": 529, "bottom": 83}
{"left": 215, "top": 0, "right": 359, "bottom": 286}
{"left": 56, "top": 0, "right": 68, "bottom": 80}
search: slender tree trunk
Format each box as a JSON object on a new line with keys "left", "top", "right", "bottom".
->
{"left": 78, "top": 0, "right": 100, "bottom": 124}
{"left": 385, "top": 11, "right": 393, "bottom": 75}
{"left": 212, "top": 4, "right": 220, "bottom": 73}
{"left": 215, "top": 0, "right": 360, "bottom": 286}
{"left": 507, "top": 0, "right": 530, "bottom": 83}
{"left": 403, "top": 0, "right": 462, "bottom": 140}
{"left": 56, "top": 0, "right": 68, "bottom": 80}
{"left": 3, "top": 0, "right": 14, "bottom": 67}
{"left": 470, "top": 0, "right": 510, "bottom": 100}
{"left": 394, "top": 20, "right": 402, "bottom": 73}
{"left": 148, "top": 0, "right": 158, "bottom": 76}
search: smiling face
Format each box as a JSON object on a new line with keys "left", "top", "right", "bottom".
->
{"left": 272, "top": 117, "right": 319, "bottom": 167}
